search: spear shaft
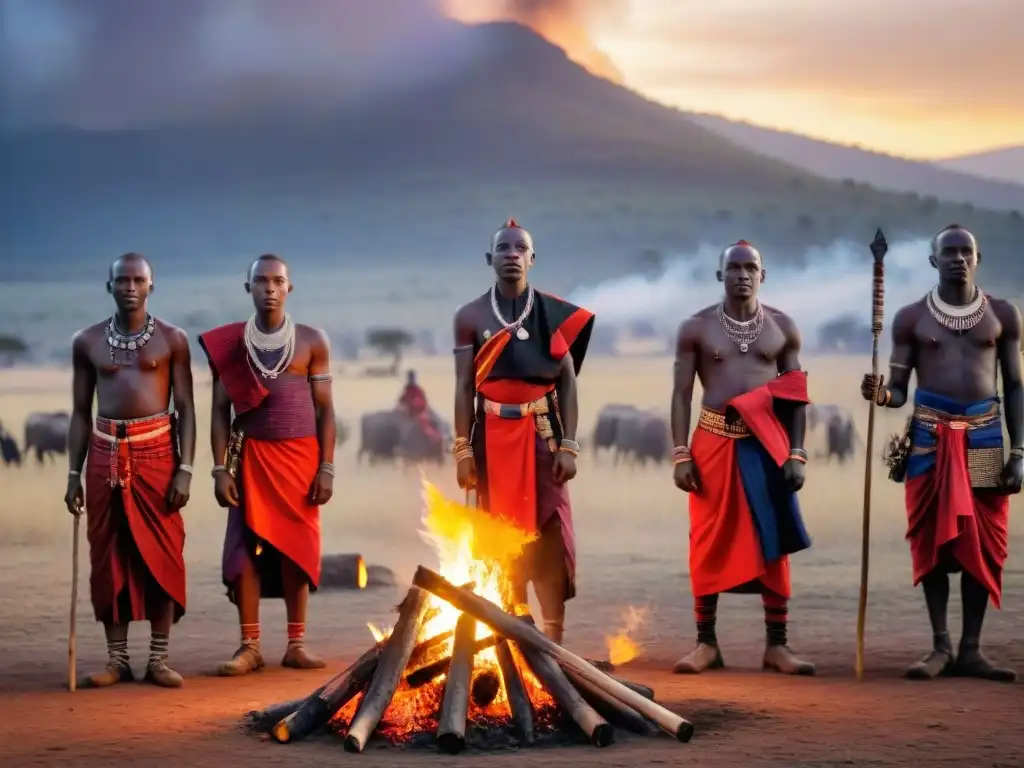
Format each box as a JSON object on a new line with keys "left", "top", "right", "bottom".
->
{"left": 857, "top": 228, "right": 888, "bottom": 680}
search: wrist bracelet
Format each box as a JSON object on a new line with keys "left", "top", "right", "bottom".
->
{"left": 177, "top": 464, "right": 193, "bottom": 475}
{"left": 876, "top": 388, "right": 891, "bottom": 407}
{"left": 211, "top": 464, "right": 226, "bottom": 477}
{"left": 68, "top": 469, "right": 81, "bottom": 477}
{"left": 559, "top": 439, "right": 580, "bottom": 455}
{"left": 319, "top": 462, "right": 335, "bottom": 477}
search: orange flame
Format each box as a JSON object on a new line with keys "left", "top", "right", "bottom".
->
{"left": 347, "top": 479, "right": 555, "bottom": 742}
{"left": 605, "top": 605, "right": 648, "bottom": 666}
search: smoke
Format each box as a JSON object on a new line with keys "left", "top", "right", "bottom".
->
{"left": 567, "top": 238, "right": 941, "bottom": 347}
{"left": 446, "top": 0, "right": 626, "bottom": 83}
{"left": 1, "top": 0, "right": 480, "bottom": 128}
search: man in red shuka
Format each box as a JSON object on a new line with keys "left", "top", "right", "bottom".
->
{"left": 861, "top": 224, "right": 1021, "bottom": 682}
{"left": 199, "top": 254, "right": 336, "bottom": 676}
{"left": 65, "top": 253, "right": 196, "bottom": 689}
{"left": 671, "top": 241, "right": 815, "bottom": 676}
{"left": 452, "top": 219, "right": 595, "bottom": 643}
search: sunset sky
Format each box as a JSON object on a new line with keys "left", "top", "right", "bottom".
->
{"left": 447, "top": 0, "right": 1022, "bottom": 160}
{"left": 3, "top": 0, "right": 1019, "bottom": 161}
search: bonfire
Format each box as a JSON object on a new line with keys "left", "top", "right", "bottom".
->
{"left": 248, "top": 480, "right": 693, "bottom": 752}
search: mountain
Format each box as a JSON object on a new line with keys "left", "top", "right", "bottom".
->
{"left": 688, "top": 113, "right": 1024, "bottom": 214}
{"left": 935, "top": 147, "right": 1024, "bottom": 186}
{"left": 3, "top": 22, "right": 1023, "bottom": 287}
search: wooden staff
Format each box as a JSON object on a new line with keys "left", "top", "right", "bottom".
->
{"left": 857, "top": 228, "right": 888, "bottom": 681}
{"left": 68, "top": 514, "right": 81, "bottom": 692}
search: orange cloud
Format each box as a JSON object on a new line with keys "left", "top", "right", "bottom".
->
{"left": 445, "top": 0, "right": 626, "bottom": 83}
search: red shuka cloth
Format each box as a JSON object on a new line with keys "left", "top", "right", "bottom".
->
{"left": 85, "top": 413, "right": 186, "bottom": 623}
{"left": 688, "top": 371, "right": 809, "bottom": 598}
{"left": 198, "top": 322, "right": 269, "bottom": 415}
{"left": 240, "top": 436, "right": 322, "bottom": 588}
{"left": 905, "top": 424, "right": 1009, "bottom": 607}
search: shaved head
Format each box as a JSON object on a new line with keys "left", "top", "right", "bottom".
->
{"left": 718, "top": 240, "right": 762, "bottom": 272}
{"left": 108, "top": 252, "right": 153, "bottom": 282}
{"left": 932, "top": 224, "right": 977, "bottom": 254}
{"left": 491, "top": 217, "right": 534, "bottom": 253}
{"left": 247, "top": 253, "right": 289, "bottom": 282}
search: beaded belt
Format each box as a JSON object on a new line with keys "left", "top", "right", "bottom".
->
{"left": 91, "top": 423, "right": 171, "bottom": 444}
{"left": 698, "top": 407, "right": 750, "bottom": 439}
{"left": 910, "top": 405, "right": 1004, "bottom": 488}
{"left": 480, "top": 395, "right": 557, "bottom": 449}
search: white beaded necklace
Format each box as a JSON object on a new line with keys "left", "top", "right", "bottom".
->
{"left": 926, "top": 286, "right": 988, "bottom": 333}
{"left": 490, "top": 284, "right": 534, "bottom": 341}
{"left": 244, "top": 313, "right": 295, "bottom": 378}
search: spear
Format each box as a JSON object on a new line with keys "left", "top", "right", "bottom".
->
{"left": 856, "top": 228, "right": 888, "bottom": 680}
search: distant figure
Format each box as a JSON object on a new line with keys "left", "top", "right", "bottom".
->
{"left": 861, "top": 224, "right": 1021, "bottom": 682}
{"left": 65, "top": 253, "right": 196, "bottom": 689}
{"left": 398, "top": 370, "right": 438, "bottom": 441}
{"left": 671, "top": 240, "right": 815, "bottom": 676}
{"left": 200, "top": 254, "right": 335, "bottom": 677}
{"left": 452, "top": 218, "right": 595, "bottom": 644}
{"left": 0, "top": 422, "right": 20, "bottom": 466}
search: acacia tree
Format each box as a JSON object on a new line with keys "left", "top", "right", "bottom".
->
{"left": 365, "top": 327, "right": 414, "bottom": 376}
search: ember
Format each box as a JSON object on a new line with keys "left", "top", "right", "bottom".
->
{"left": 248, "top": 481, "right": 694, "bottom": 752}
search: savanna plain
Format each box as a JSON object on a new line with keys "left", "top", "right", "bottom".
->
{"left": 0, "top": 356, "right": 1020, "bottom": 768}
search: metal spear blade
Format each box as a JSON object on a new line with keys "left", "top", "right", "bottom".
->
{"left": 870, "top": 228, "right": 888, "bottom": 263}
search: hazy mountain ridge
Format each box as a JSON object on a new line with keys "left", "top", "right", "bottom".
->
{"left": 688, "top": 113, "right": 1024, "bottom": 213}
{"left": 3, "top": 22, "right": 1023, "bottom": 285}
{"left": 935, "top": 147, "right": 1024, "bottom": 186}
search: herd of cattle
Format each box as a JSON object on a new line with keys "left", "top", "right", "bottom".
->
{"left": 0, "top": 404, "right": 858, "bottom": 469}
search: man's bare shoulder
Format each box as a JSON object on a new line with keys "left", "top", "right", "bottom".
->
{"left": 154, "top": 318, "right": 189, "bottom": 346}
{"left": 296, "top": 323, "right": 330, "bottom": 346}
{"left": 987, "top": 296, "right": 1022, "bottom": 331}
{"left": 762, "top": 305, "right": 799, "bottom": 333}
{"left": 72, "top": 320, "right": 109, "bottom": 348}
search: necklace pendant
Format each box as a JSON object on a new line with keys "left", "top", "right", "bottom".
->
{"left": 483, "top": 329, "right": 492, "bottom": 340}
{"left": 516, "top": 327, "right": 530, "bottom": 341}
{"left": 739, "top": 343, "right": 749, "bottom": 353}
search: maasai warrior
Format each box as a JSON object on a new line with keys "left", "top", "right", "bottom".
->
{"left": 199, "top": 254, "right": 336, "bottom": 676}
{"left": 452, "top": 219, "right": 594, "bottom": 643}
{"left": 861, "top": 224, "right": 1021, "bottom": 682}
{"left": 65, "top": 253, "right": 196, "bottom": 688}
{"left": 398, "top": 370, "right": 438, "bottom": 440}
{"left": 671, "top": 240, "right": 815, "bottom": 675}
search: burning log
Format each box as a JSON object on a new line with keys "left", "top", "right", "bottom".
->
{"left": 560, "top": 665, "right": 655, "bottom": 701}
{"left": 519, "top": 643, "right": 614, "bottom": 747}
{"left": 495, "top": 640, "right": 535, "bottom": 745}
{"left": 344, "top": 586, "right": 431, "bottom": 753}
{"left": 470, "top": 669, "right": 501, "bottom": 708}
{"left": 272, "top": 645, "right": 382, "bottom": 743}
{"left": 319, "top": 553, "right": 368, "bottom": 590}
{"left": 405, "top": 634, "right": 500, "bottom": 687}
{"left": 270, "top": 629, "right": 454, "bottom": 743}
{"left": 248, "top": 695, "right": 313, "bottom": 733}
{"left": 436, "top": 614, "right": 477, "bottom": 754}
{"left": 412, "top": 565, "right": 694, "bottom": 743}
{"left": 564, "top": 667, "right": 655, "bottom": 735}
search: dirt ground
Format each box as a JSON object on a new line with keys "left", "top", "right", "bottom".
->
{"left": 1, "top": 356, "right": 1021, "bottom": 768}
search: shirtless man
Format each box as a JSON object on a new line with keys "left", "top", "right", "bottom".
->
{"left": 199, "top": 254, "right": 335, "bottom": 675}
{"left": 452, "top": 219, "right": 595, "bottom": 642}
{"left": 65, "top": 253, "right": 196, "bottom": 688}
{"left": 861, "top": 224, "right": 1021, "bottom": 682}
{"left": 671, "top": 240, "right": 815, "bottom": 675}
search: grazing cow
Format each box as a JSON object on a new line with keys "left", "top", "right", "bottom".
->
{"left": 23, "top": 411, "right": 70, "bottom": 465}
{"left": 825, "top": 414, "right": 858, "bottom": 463}
{"left": 357, "top": 409, "right": 450, "bottom": 466}
{"left": 613, "top": 409, "right": 671, "bottom": 466}
{"left": 807, "top": 403, "right": 846, "bottom": 433}
{"left": 591, "top": 403, "right": 641, "bottom": 461}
